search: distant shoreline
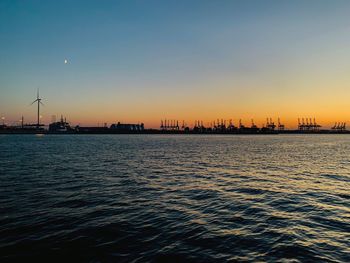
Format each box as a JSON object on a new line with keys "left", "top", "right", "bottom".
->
{"left": 1, "top": 130, "right": 349, "bottom": 135}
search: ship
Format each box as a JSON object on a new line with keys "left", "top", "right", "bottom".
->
{"left": 49, "top": 116, "right": 73, "bottom": 133}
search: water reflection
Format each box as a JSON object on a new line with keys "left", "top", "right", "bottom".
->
{"left": 0, "top": 134, "right": 349, "bottom": 261}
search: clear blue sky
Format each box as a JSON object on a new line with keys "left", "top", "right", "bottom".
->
{"left": 1, "top": 0, "right": 350, "bottom": 127}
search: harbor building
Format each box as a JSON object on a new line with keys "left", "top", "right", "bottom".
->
{"left": 110, "top": 122, "right": 144, "bottom": 132}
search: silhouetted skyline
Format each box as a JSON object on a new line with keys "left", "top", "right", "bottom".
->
{"left": 1, "top": 0, "right": 350, "bottom": 128}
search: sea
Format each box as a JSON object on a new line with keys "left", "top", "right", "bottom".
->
{"left": 0, "top": 134, "right": 349, "bottom": 262}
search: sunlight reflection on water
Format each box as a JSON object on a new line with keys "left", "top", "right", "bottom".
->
{"left": 0, "top": 134, "right": 349, "bottom": 262}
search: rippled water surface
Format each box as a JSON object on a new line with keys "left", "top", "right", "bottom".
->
{"left": 1, "top": 134, "right": 350, "bottom": 262}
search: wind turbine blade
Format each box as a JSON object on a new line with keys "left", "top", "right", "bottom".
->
{"left": 40, "top": 101, "right": 45, "bottom": 106}
{"left": 30, "top": 99, "right": 38, "bottom": 105}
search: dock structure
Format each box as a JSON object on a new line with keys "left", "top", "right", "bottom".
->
{"left": 332, "top": 122, "right": 346, "bottom": 132}
{"left": 266, "top": 118, "right": 276, "bottom": 131}
{"left": 194, "top": 118, "right": 275, "bottom": 134}
{"left": 160, "top": 119, "right": 180, "bottom": 131}
{"left": 193, "top": 120, "right": 206, "bottom": 132}
{"left": 218, "top": 119, "right": 226, "bottom": 132}
{"left": 239, "top": 119, "right": 245, "bottom": 129}
{"left": 1, "top": 93, "right": 349, "bottom": 135}
{"left": 298, "top": 118, "right": 321, "bottom": 131}
{"left": 251, "top": 119, "right": 257, "bottom": 129}
{"left": 3, "top": 90, "right": 350, "bottom": 135}
{"left": 228, "top": 119, "right": 237, "bottom": 132}
{"left": 278, "top": 118, "right": 285, "bottom": 131}
{"left": 110, "top": 122, "right": 144, "bottom": 132}
{"left": 250, "top": 119, "right": 259, "bottom": 133}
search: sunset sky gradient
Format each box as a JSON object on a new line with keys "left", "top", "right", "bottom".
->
{"left": 1, "top": 0, "right": 350, "bottom": 128}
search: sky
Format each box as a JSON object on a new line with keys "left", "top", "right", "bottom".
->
{"left": 1, "top": 0, "right": 350, "bottom": 128}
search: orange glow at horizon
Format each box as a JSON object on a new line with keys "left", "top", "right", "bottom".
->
{"left": 17, "top": 107, "right": 350, "bottom": 130}
{"left": 2, "top": 83, "right": 350, "bottom": 130}
{"left": 2, "top": 0, "right": 350, "bottom": 130}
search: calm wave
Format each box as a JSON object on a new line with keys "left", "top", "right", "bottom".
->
{"left": 1, "top": 134, "right": 349, "bottom": 262}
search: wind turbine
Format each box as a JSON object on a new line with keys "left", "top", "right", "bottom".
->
{"left": 31, "top": 89, "right": 44, "bottom": 129}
